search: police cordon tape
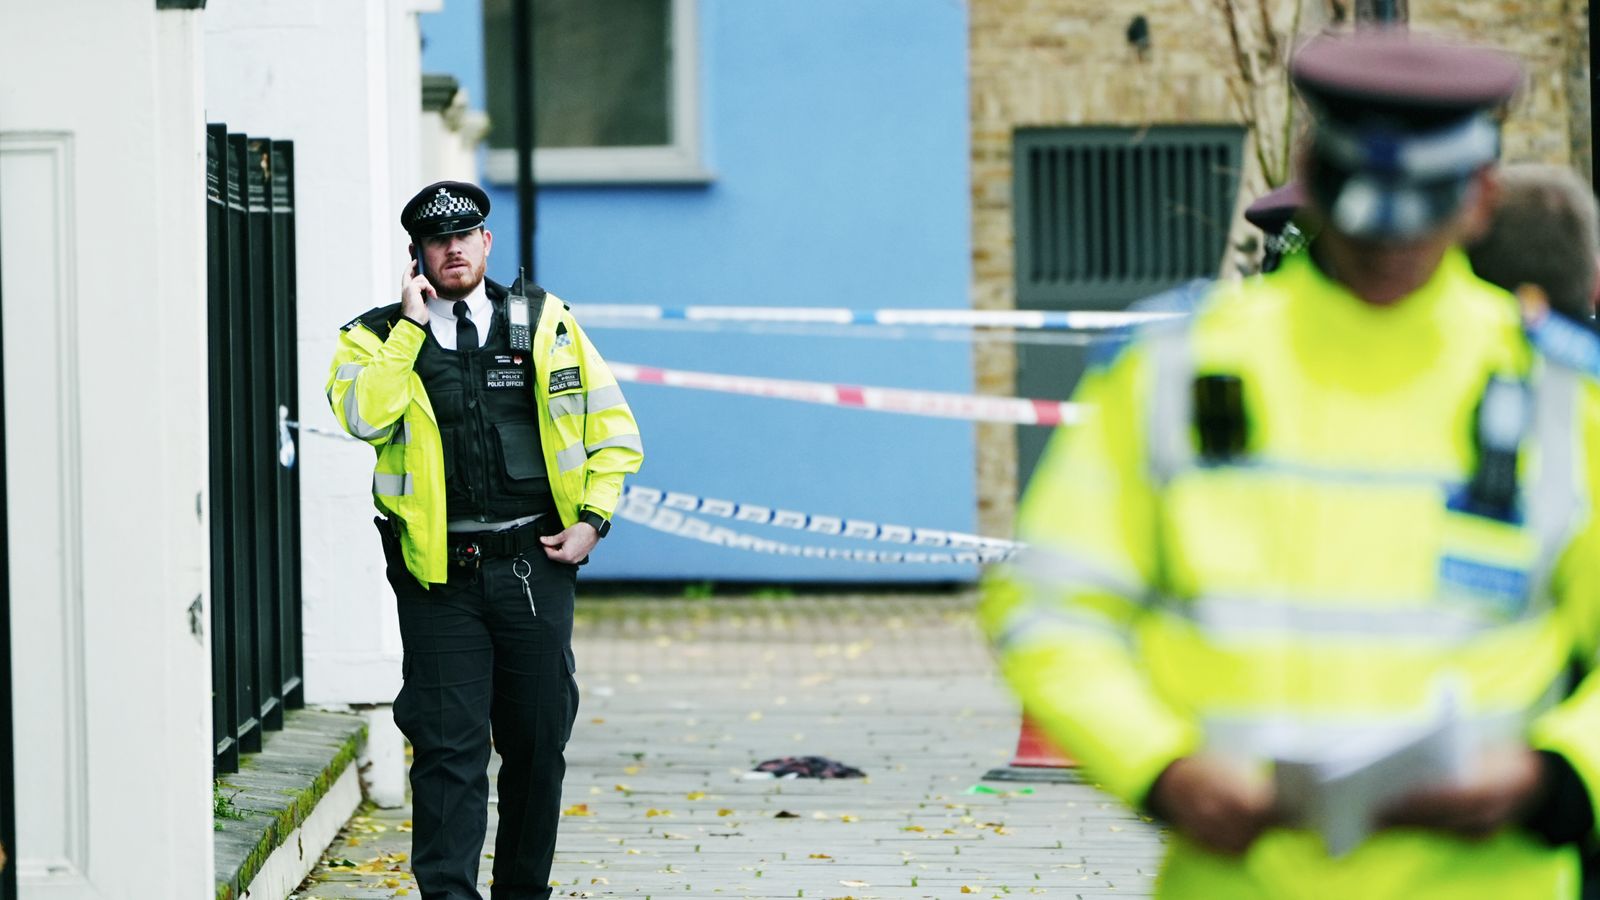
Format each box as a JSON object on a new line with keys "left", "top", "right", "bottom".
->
{"left": 609, "top": 363, "right": 1084, "bottom": 427}
{"left": 279, "top": 424, "right": 1019, "bottom": 564}
{"left": 623, "top": 485, "right": 1023, "bottom": 557}
{"left": 617, "top": 496, "right": 1016, "bottom": 565}
{"left": 576, "top": 316, "right": 1111, "bottom": 348}
{"left": 578, "top": 303, "right": 1180, "bottom": 332}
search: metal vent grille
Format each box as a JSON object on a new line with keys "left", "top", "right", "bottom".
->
{"left": 1014, "top": 126, "right": 1246, "bottom": 309}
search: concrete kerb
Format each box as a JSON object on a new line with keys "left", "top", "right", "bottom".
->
{"left": 214, "top": 709, "right": 368, "bottom": 900}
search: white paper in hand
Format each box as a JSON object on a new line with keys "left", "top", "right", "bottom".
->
{"left": 1272, "top": 685, "right": 1471, "bottom": 856}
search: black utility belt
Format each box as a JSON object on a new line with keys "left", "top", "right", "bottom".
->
{"left": 447, "top": 517, "right": 556, "bottom": 567}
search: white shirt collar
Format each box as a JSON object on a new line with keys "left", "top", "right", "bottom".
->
{"left": 425, "top": 280, "right": 491, "bottom": 351}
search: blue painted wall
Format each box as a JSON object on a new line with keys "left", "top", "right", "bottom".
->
{"left": 420, "top": 0, "right": 974, "bottom": 581}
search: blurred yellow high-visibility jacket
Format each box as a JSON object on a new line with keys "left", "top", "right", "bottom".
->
{"left": 981, "top": 249, "right": 1600, "bottom": 899}
{"left": 326, "top": 282, "right": 642, "bottom": 586}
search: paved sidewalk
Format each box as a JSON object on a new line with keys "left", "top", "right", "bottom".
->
{"left": 294, "top": 593, "right": 1166, "bottom": 899}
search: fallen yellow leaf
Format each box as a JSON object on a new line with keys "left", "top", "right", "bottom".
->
{"left": 562, "top": 804, "right": 593, "bottom": 817}
{"left": 686, "top": 791, "right": 706, "bottom": 800}
{"left": 808, "top": 853, "right": 832, "bottom": 859}
{"left": 717, "top": 808, "right": 734, "bottom": 817}
{"left": 645, "top": 808, "right": 671, "bottom": 818}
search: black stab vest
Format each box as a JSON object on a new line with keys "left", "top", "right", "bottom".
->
{"left": 414, "top": 294, "right": 555, "bottom": 523}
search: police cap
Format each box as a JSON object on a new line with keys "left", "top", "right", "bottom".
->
{"left": 1291, "top": 31, "right": 1522, "bottom": 239}
{"left": 400, "top": 180, "right": 490, "bottom": 238}
{"left": 1243, "top": 181, "right": 1305, "bottom": 236}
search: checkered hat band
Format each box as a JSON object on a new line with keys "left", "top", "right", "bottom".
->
{"left": 1265, "top": 223, "right": 1309, "bottom": 258}
{"left": 416, "top": 190, "right": 482, "bottom": 220}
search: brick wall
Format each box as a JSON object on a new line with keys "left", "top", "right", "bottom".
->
{"left": 970, "top": 0, "right": 1588, "bottom": 536}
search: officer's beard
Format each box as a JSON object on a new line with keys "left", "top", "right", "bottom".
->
{"left": 431, "top": 255, "right": 487, "bottom": 302}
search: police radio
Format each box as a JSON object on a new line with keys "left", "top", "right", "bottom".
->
{"left": 1463, "top": 375, "right": 1528, "bottom": 520}
{"left": 1193, "top": 373, "right": 1249, "bottom": 462}
{"left": 507, "top": 267, "right": 532, "bottom": 352}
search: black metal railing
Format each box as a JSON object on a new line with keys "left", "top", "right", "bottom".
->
{"left": 206, "top": 124, "right": 304, "bottom": 775}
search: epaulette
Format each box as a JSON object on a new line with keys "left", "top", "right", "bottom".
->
{"left": 342, "top": 302, "right": 403, "bottom": 339}
{"left": 1088, "top": 279, "right": 1210, "bottom": 369}
{"left": 494, "top": 276, "right": 548, "bottom": 301}
{"left": 1525, "top": 309, "right": 1600, "bottom": 379}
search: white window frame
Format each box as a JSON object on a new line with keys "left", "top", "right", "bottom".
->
{"left": 485, "top": 0, "right": 708, "bottom": 186}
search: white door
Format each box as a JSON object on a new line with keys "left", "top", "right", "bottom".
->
{"left": 0, "top": 3, "right": 213, "bottom": 897}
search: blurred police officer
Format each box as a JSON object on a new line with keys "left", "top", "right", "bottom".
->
{"left": 1243, "top": 180, "right": 1308, "bottom": 274}
{"left": 327, "top": 181, "right": 643, "bottom": 900}
{"left": 1471, "top": 162, "right": 1600, "bottom": 323}
{"left": 983, "top": 31, "right": 1600, "bottom": 898}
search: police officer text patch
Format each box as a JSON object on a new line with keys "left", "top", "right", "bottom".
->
{"left": 549, "top": 366, "right": 582, "bottom": 393}
{"left": 486, "top": 368, "right": 526, "bottom": 389}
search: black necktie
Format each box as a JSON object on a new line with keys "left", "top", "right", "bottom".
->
{"left": 453, "top": 301, "right": 478, "bottom": 352}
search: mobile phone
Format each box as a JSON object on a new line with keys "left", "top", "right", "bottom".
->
{"left": 410, "top": 245, "right": 426, "bottom": 280}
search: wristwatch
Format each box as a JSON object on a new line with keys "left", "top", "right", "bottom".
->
{"left": 578, "top": 509, "right": 611, "bottom": 538}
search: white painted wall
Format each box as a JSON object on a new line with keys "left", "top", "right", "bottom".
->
{"left": 205, "top": 0, "right": 441, "bottom": 709}
{"left": 0, "top": 3, "right": 212, "bottom": 897}
{"left": 422, "top": 90, "right": 491, "bottom": 184}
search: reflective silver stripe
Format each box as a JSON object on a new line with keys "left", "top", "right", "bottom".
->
{"left": 1527, "top": 363, "right": 1580, "bottom": 605}
{"left": 390, "top": 421, "right": 411, "bottom": 446}
{"left": 586, "top": 433, "right": 643, "bottom": 456}
{"left": 548, "top": 393, "right": 586, "bottom": 419}
{"left": 556, "top": 441, "right": 587, "bottom": 473}
{"left": 1171, "top": 593, "right": 1502, "bottom": 641}
{"left": 1145, "top": 325, "right": 1193, "bottom": 484}
{"left": 1007, "top": 547, "right": 1148, "bottom": 603}
{"left": 586, "top": 384, "right": 628, "bottom": 413}
{"left": 372, "top": 472, "right": 413, "bottom": 496}
{"left": 1217, "top": 458, "right": 1452, "bottom": 489}
{"left": 335, "top": 363, "right": 364, "bottom": 381}
{"left": 992, "top": 603, "right": 1128, "bottom": 653}
{"left": 1203, "top": 706, "right": 1534, "bottom": 760}
{"left": 343, "top": 387, "right": 395, "bottom": 441}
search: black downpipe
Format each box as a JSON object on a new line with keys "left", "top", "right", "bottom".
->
{"left": 1592, "top": 2, "right": 1599, "bottom": 191}
{"left": 0, "top": 148, "right": 16, "bottom": 899}
{"left": 513, "top": 0, "right": 537, "bottom": 280}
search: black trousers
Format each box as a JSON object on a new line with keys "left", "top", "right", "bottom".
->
{"left": 380, "top": 520, "right": 580, "bottom": 900}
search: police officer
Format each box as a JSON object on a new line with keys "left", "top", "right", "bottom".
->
{"left": 1470, "top": 162, "right": 1600, "bottom": 323}
{"left": 1243, "top": 180, "right": 1308, "bottom": 273}
{"left": 983, "top": 31, "right": 1600, "bottom": 898}
{"left": 327, "top": 181, "right": 643, "bottom": 899}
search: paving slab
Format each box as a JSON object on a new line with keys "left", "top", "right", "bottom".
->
{"left": 294, "top": 593, "right": 1166, "bottom": 899}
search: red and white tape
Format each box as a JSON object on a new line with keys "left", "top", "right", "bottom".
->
{"left": 610, "top": 363, "right": 1083, "bottom": 427}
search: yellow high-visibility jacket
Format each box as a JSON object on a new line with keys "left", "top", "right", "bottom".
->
{"left": 981, "top": 248, "right": 1600, "bottom": 898}
{"left": 326, "top": 283, "right": 642, "bottom": 585}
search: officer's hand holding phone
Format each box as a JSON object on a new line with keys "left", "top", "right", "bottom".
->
{"left": 401, "top": 248, "right": 434, "bottom": 325}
